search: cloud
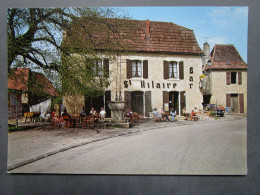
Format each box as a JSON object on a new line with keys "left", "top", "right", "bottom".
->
{"left": 207, "top": 7, "right": 248, "bottom": 28}
{"left": 208, "top": 36, "right": 227, "bottom": 45}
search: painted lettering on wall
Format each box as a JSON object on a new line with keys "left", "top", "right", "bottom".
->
{"left": 123, "top": 80, "right": 177, "bottom": 89}
{"left": 124, "top": 81, "right": 128, "bottom": 88}
{"left": 190, "top": 67, "right": 193, "bottom": 74}
{"left": 189, "top": 67, "right": 194, "bottom": 89}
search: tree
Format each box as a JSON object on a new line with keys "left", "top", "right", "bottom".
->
{"left": 7, "top": 7, "right": 132, "bottom": 97}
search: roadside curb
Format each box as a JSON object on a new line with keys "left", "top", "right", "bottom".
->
{"left": 7, "top": 116, "right": 246, "bottom": 172}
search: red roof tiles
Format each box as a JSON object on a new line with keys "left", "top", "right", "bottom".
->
{"left": 8, "top": 68, "right": 30, "bottom": 91}
{"left": 63, "top": 18, "right": 203, "bottom": 55}
{"left": 205, "top": 44, "right": 247, "bottom": 70}
{"left": 8, "top": 68, "right": 59, "bottom": 97}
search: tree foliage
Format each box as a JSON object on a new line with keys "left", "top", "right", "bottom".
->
{"left": 7, "top": 7, "right": 132, "bottom": 97}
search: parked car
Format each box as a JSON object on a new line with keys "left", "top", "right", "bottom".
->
{"left": 206, "top": 104, "right": 225, "bottom": 117}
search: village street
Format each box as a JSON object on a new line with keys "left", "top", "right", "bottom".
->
{"left": 8, "top": 115, "right": 247, "bottom": 175}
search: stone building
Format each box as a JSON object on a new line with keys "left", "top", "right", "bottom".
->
{"left": 202, "top": 44, "right": 247, "bottom": 113}
{"left": 62, "top": 18, "right": 204, "bottom": 117}
{"left": 8, "top": 68, "right": 59, "bottom": 119}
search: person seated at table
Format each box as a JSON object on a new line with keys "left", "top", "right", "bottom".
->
{"left": 90, "top": 107, "right": 96, "bottom": 116}
{"left": 124, "top": 108, "right": 132, "bottom": 118}
{"left": 194, "top": 107, "right": 199, "bottom": 114}
{"left": 191, "top": 109, "right": 198, "bottom": 121}
{"left": 160, "top": 108, "right": 168, "bottom": 121}
{"left": 80, "top": 107, "right": 86, "bottom": 116}
{"left": 152, "top": 108, "right": 162, "bottom": 121}
{"left": 62, "top": 108, "right": 70, "bottom": 118}
{"left": 61, "top": 108, "right": 72, "bottom": 127}
{"left": 99, "top": 107, "right": 106, "bottom": 121}
{"left": 183, "top": 107, "right": 190, "bottom": 120}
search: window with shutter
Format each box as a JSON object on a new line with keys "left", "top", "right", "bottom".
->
{"left": 143, "top": 60, "right": 148, "bottom": 79}
{"left": 132, "top": 60, "right": 142, "bottom": 77}
{"left": 92, "top": 60, "right": 103, "bottom": 77}
{"left": 226, "top": 72, "right": 231, "bottom": 85}
{"left": 104, "top": 58, "right": 109, "bottom": 78}
{"left": 164, "top": 61, "right": 169, "bottom": 80}
{"left": 126, "top": 59, "right": 132, "bottom": 79}
{"left": 169, "top": 61, "right": 178, "bottom": 79}
{"left": 179, "top": 61, "right": 184, "bottom": 80}
{"left": 231, "top": 72, "right": 237, "bottom": 84}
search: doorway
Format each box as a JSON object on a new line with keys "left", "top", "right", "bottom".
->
{"left": 169, "top": 91, "right": 179, "bottom": 115}
{"left": 231, "top": 94, "right": 239, "bottom": 113}
{"left": 131, "top": 91, "right": 144, "bottom": 114}
{"left": 85, "top": 90, "right": 111, "bottom": 117}
{"left": 203, "top": 95, "right": 211, "bottom": 108}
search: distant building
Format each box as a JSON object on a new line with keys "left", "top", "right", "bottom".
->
{"left": 8, "top": 68, "right": 59, "bottom": 119}
{"left": 62, "top": 19, "right": 204, "bottom": 116}
{"left": 202, "top": 44, "right": 247, "bottom": 113}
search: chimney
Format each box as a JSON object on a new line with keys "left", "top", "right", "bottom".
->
{"left": 146, "top": 20, "right": 150, "bottom": 38}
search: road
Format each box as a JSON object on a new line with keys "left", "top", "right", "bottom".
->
{"left": 10, "top": 118, "right": 247, "bottom": 175}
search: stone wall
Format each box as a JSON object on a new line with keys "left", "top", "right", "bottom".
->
{"left": 63, "top": 95, "right": 84, "bottom": 116}
{"left": 106, "top": 52, "right": 203, "bottom": 113}
{"left": 210, "top": 70, "right": 247, "bottom": 113}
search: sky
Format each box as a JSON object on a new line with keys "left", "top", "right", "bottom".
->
{"left": 117, "top": 6, "right": 248, "bottom": 63}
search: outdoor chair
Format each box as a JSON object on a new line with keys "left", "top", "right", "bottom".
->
{"left": 52, "top": 116, "right": 60, "bottom": 127}
{"left": 82, "top": 116, "right": 91, "bottom": 128}
{"left": 62, "top": 116, "right": 72, "bottom": 128}
{"left": 131, "top": 112, "right": 139, "bottom": 123}
{"left": 138, "top": 114, "right": 145, "bottom": 122}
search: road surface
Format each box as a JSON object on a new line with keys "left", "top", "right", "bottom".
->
{"left": 10, "top": 118, "right": 247, "bottom": 175}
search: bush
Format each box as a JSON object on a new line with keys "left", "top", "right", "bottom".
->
{"left": 8, "top": 125, "right": 22, "bottom": 132}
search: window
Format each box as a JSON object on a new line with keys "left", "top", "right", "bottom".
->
{"left": 231, "top": 72, "right": 237, "bottom": 84}
{"left": 163, "top": 61, "right": 184, "bottom": 80}
{"left": 92, "top": 59, "right": 109, "bottom": 77}
{"left": 126, "top": 59, "right": 148, "bottom": 79}
{"left": 132, "top": 60, "right": 142, "bottom": 77}
{"left": 169, "top": 62, "right": 178, "bottom": 78}
{"left": 92, "top": 60, "right": 103, "bottom": 77}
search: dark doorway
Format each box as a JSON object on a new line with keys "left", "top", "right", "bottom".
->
{"left": 169, "top": 91, "right": 179, "bottom": 115}
{"left": 84, "top": 90, "right": 111, "bottom": 117}
{"left": 131, "top": 91, "right": 144, "bottom": 114}
{"left": 203, "top": 95, "right": 211, "bottom": 108}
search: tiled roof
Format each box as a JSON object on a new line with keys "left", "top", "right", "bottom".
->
{"left": 8, "top": 68, "right": 59, "bottom": 96}
{"left": 63, "top": 18, "right": 203, "bottom": 55}
{"left": 204, "top": 44, "right": 247, "bottom": 70}
{"left": 8, "top": 68, "right": 30, "bottom": 91}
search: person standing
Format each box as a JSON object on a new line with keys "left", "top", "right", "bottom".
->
{"left": 170, "top": 108, "right": 176, "bottom": 122}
